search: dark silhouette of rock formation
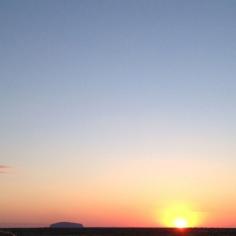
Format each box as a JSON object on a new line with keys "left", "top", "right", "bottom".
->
{"left": 50, "top": 222, "right": 83, "bottom": 228}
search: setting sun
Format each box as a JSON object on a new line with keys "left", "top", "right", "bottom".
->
{"left": 174, "top": 218, "right": 188, "bottom": 228}
{"left": 159, "top": 203, "right": 200, "bottom": 228}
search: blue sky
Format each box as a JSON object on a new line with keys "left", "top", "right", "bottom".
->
{"left": 0, "top": 0, "right": 236, "bottom": 227}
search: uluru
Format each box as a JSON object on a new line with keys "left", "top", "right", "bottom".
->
{"left": 50, "top": 222, "right": 83, "bottom": 228}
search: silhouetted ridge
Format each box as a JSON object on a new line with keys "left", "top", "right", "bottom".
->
{"left": 50, "top": 222, "right": 83, "bottom": 228}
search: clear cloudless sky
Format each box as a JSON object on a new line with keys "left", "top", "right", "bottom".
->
{"left": 0, "top": 0, "right": 236, "bottom": 227}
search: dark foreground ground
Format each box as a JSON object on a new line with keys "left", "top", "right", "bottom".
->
{"left": 1, "top": 228, "right": 236, "bottom": 236}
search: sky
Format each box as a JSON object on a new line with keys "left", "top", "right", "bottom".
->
{"left": 0, "top": 0, "right": 236, "bottom": 228}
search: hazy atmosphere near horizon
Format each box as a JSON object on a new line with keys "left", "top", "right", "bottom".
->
{"left": 1, "top": 0, "right": 236, "bottom": 228}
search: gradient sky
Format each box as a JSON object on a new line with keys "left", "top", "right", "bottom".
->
{"left": 1, "top": 0, "right": 236, "bottom": 227}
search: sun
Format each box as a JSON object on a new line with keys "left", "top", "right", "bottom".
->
{"left": 158, "top": 203, "right": 200, "bottom": 228}
{"left": 174, "top": 217, "right": 188, "bottom": 228}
